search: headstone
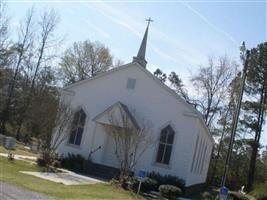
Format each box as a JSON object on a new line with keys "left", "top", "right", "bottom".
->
{"left": 31, "top": 143, "right": 38, "bottom": 152}
{"left": 0, "top": 134, "right": 6, "bottom": 146}
{"left": 5, "top": 137, "right": 16, "bottom": 149}
{"left": 219, "top": 186, "right": 229, "bottom": 200}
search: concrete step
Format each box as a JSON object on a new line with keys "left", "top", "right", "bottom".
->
{"left": 83, "top": 161, "right": 120, "bottom": 180}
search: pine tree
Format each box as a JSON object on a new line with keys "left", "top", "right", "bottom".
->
{"left": 242, "top": 42, "right": 267, "bottom": 191}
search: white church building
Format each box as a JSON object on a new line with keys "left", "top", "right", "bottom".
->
{"left": 57, "top": 20, "right": 213, "bottom": 191}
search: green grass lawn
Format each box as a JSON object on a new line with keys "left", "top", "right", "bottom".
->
{"left": 0, "top": 156, "right": 144, "bottom": 200}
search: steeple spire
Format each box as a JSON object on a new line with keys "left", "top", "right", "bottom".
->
{"left": 133, "top": 17, "right": 153, "bottom": 68}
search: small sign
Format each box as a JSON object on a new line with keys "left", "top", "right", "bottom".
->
{"left": 137, "top": 169, "right": 147, "bottom": 194}
{"left": 138, "top": 170, "right": 147, "bottom": 179}
{"left": 220, "top": 186, "right": 229, "bottom": 200}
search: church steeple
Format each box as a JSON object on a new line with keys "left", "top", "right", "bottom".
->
{"left": 133, "top": 17, "right": 153, "bottom": 68}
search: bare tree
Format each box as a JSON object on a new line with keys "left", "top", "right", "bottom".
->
{"left": 15, "top": 8, "right": 61, "bottom": 138}
{"left": 0, "top": 7, "right": 35, "bottom": 134}
{"left": 59, "top": 40, "right": 113, "bottom": 85}
{"left": 29, "top": 8, "right": 60, "bottom": 93}
{"left": 0, "top": 0, "right": 9, "bottom": 50}
{"left": 39, "top": 100, "right": 74, "bottom": 165}
{"left": 113, "top": 59, "right": 124, "bottom": 68}
{"left": 103, "top": 105, "right": 154, "bottom": 177}
{"left": 191, "top": 56, "right": 236, "bottom": 128}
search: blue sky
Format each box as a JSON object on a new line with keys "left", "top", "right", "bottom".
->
{"left": 6, "top": 0, "right": 267, "bottom": 144}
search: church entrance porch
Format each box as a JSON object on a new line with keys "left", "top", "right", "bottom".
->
{"left": 92, "top": 101, "right": 140, "bottom": 170}
{"left": 101, "top": 131, "right": 119, "bottom": 168}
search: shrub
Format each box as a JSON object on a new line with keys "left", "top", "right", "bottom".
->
{"left": 255, "top": 194, "right": 267, "bottom": 200}
{"left": 51, "top": 160, "right": 62, "bottom": 168}
{"left": 37, "top": 157, "right": 47, "bottom": 167}
{"left": 250, "top": 183, "right": 267, "bottom": 200}
{"left": 202, "top": 191, "right": 213, "bottom": 200}
{"left": 159, "top": 184, "right": 182, "bottom": 199}
{"left": 7, "top": 152, "right": 15, "bottom": 161}
{"left": 127, "top": 176, "right": 139, "bottom": 192}
{"left": 229, "top": 192, "right": 249, "bottom": 200}
{"left": 120, "top": 176, "right": 131, "bottom": 190}
{"left": 163, "top": 174, "right": 185, "bottom": 191}
{"left": 60, "top": 153, "right": 85, "bottom": 172}
{"left": 142, "top": 178, "right": 158, "bottom": 192}
{"left": 148, "top": 171, "right": 185, "bottom": 192}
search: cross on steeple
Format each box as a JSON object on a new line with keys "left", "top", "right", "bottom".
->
{"left": 146, "top": 17, "right": 153, "bottom": 26}
{"left": 132, "top": 18, "right": 153, "bottom": 68}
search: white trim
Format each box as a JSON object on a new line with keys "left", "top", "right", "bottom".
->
{"left": 152, "top": 122, "right": 178, "bottom": 169}
{"left": 65, "top": 142, "right": 82, "bottom": 149}
{"left": 60, "top": 88, "right": 75, "bottom": 96}
{"left": 194, "top": 137, "right": 203, "bottom": 174}
{"left": 190, "top": 133, "right": 199, "bottom": 173}
{"left": 89, "top": 122, "right": 98, "bottom": 157}
{"left": 63, "top": 63, "right": 133, "bottom": 90}
{"left": 101, "top": 126, "right": 110, "bottom": 164}
{"left": 74, "top": 105, "right": 90, "bottom": 119}
{"left": 200, "top": 141, "right": 207, "bottom": 174}
{"left": 183, "top": 112, "right": 213, "bottom": 143}
{"left": 67, "top": 107, "right": 89, "bottom": 147}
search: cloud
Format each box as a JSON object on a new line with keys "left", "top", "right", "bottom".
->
{"left": 84, "top": 1, "right": 208, "bottom": 66}
{"left": 82, "top": 2, "right": 143, "bottom": 38}
{"left": 66, "top": 8, "right": 75, "bottom": 15}
{"left": 152, "top": 46, "right": 177, "bottom": 62}
{"left": 83, "top": 18, "right": 111, "bottom": 38}
{"left": 11, "top": 21, "right": 20, "bottom": 28}
{"left": 63, "top": 6, "right": 111, "bottom": 39}
{"left": 81, "top": 1, "right": 240, "bottom": 72}
{"left": 180, "top": 1, "right": 239, "bottom": 46}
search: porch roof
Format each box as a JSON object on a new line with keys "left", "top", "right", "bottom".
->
{"left": 92, "top": 102, "right": 140, "bottom": 130}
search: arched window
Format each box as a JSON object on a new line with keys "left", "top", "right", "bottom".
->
{"left": 69, "top": 109, "right": 86, "bottom": 146}
{"left": 156, "top": 125, "right": 175, "bottom": 165}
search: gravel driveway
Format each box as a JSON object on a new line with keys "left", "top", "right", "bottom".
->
{"left": 0, "top": 182, "right": 54, "bottom": 200}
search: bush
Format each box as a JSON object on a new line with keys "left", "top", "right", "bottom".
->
{"left": 51, "top": 160, "right": 62, "bottom": 168}
{"left": 250, "top": 183, "right": 267, "bottom": 200}
{"left": 229, "top": 192, "right": 249, "bottom": 200}
{"left": 202, "top": 191, "right": 213, "bottom": 200}
{"left": 142, "top": 178, "right": 158, "bottom": 192}
{"left": 255, "top": 195, "right": 267, "bottom": 200}
{"left": 120, "top": 176, "right": 131, "bottom": 190}
{"left": 126, "top": 177, "right": 158, "bottom": 193}
{"left": 148, "top": 171, "right": 185, "bottom": 192}
{"left": 159, "top": 184, "right": 182, "bottom": 199}
{"left": 37, "top": 157, "right": 47, "bottom": 167}
{"left": 60, "top": 153, "right": 85, "bottom": 172}
{"left": 127, "top": 176, "right": 139, "bottom": 192}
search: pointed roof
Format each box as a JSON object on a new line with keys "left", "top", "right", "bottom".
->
{"left": 132, "top": 18, "right": 153, "bottom": 68}
{"left": 93, "top": 101, "right": 140, "bottom": 130}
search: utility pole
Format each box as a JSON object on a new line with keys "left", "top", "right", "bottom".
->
{"left": 220, "top": 42, "right": 250, "bottom": 189}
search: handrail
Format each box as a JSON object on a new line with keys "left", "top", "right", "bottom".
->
{"left": 88, "top": 145, "right": 102, "bottom": 160}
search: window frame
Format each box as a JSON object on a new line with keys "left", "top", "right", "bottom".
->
{"left": 126, "top": 78, "right": 136, "bottom": 90}
{"left": 155, "top": 125, "right": 175, "bottom": 166}
{"left": 68, "top": 108, "right": 87, "bottom": 146}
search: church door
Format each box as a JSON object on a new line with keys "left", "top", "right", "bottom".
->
{"left": 101, "top": 132, "right": 119, "bottom": 168}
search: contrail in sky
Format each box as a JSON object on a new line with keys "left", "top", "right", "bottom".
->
{"left": 180, "top": 1, "right": 239, "bottom": 47}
